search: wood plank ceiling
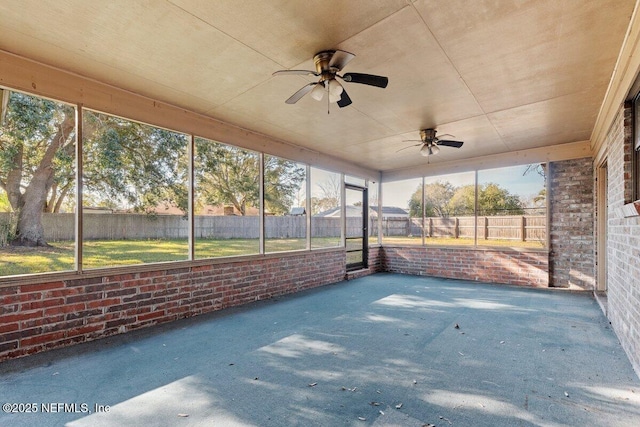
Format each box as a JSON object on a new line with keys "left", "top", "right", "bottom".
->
{"left": 0, "top": 0, "right": 635, "bottom": 176}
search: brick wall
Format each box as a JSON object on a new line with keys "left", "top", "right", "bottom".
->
{"left": 0, "top": 249, "right": 345, "bottom": 361}
{"left": 381, "top": 246, "right": 548, "bottom": 287}
{"left": 548, "top": 157, "right": 595, "bottom": 289}
{"left": 605, "top": 105, "right": 640, "bottom": 376}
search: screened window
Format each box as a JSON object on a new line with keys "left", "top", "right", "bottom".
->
{"left": 264, "top": 154, "right": 307, "bottom": 253}
{"left": 0, "top": 90, "right": 76, "bottom": 276}
{"left": 381, "top": 165, "right": 546, "bottom": 249}
{"left": 424, "top": 172, "right": 475, "bottom": 245}
{"left": 310, "top": 167, "right": 342, "bottom": 249}
{"left": 82, "top": 110, "right": 189, "bottom": 269}
{"left": 194, "top": 137, "right": 260, "bottom": 258}
{"left": 477, "top": 164, "right": 546, "bottom": 248}
{"left": 381, "top": 178, "right": 422, "bottom": 245}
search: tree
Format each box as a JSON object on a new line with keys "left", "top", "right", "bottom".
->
{"left": 264, "top": 155, "right": 305, "bottom": 215}
{"left": 479, "top": 183, "right": 523, "bottom": 215}
{"left": 195, "top": 141, "right": 305, "bottom": 216}
{"left": 0, "top": 90, "right": 308, "bottom": 247}
{"left": 449, "top": 183, "right": 524, "bottom": 216}
{"left": 0, "top": 92, "right": 75, "bottom": 246}
{"left": 408, "top": 181, "right": 455, "bottom": 217}
{"left": 195, "top": 141, "right": 260, "bottom": 216}
{"left": 311, "top": 174, "right": 340, "bottom": 214}
{"left": 407, "top": 181, "right": 525, "bottom": 218}
{"left": 0, "top": 92, "right": 189, "bottom": 246}
{"left": 83, "top": 111, "right": 189, "bottom": 214}
{"left": 448, "top": 184, "right": 475, "bottom": 216}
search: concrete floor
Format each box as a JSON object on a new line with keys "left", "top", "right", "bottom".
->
{"left": 1, "top": 273, "right": 639, "bottom": 427}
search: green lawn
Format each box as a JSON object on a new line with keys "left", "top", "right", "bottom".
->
{"left": 0, "top": 235, "right": 543, "bottom": 277}
{"left": 0, "top": 238, "right": 339, "bottom": 276}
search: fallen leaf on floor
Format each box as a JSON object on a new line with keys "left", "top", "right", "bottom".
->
{"left": 395, "top": 403, "right": 403, "bottom": 409}
{"left": 439, "top": 415, "right": 452, "bottom": 424}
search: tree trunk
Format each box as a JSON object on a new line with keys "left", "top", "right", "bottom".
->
{"left": 11, "top": 112, "right": 74, "bottom": 247}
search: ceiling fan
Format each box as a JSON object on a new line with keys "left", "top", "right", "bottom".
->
{"left": 272, "top": 49, "right": 388, "bottom": 112}
{"left": 398, "top": 128, "right": 464, "bottom": 157}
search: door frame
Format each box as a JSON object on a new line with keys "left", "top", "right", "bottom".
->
{"left": 596, "top": 161, "right": 608, "bottom": 291}
{"left": 345, "top": 184, "right": 368, "bottom": 271}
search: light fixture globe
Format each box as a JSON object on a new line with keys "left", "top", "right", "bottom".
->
{"left": 420, "top": 144, "right": 440, "bottom": 157}
{"left": 310, "top": 83, "right": 325, "bottom": 101}
{"left": 328, "top": 79, "right": 343, "bottom": 103}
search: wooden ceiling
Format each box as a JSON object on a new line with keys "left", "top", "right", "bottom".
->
{"left": 0, "top": 0, "right": 635, "bottom": 178}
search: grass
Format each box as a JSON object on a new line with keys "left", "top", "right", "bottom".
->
{"left": 0, "top": 238, "right": 340, "bottom": 277}
{"left": 0, "top": 235, "right": 543, "bottom": 277}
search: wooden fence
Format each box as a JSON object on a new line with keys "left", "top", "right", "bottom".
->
{"left": 0, "top": 213, "right": 545, "bottom": 242}
{"left": 379, "top": 215, "right": 546, "bottom": 242}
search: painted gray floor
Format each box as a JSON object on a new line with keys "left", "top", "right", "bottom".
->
{"left": 1, "top": 273, "right": 639, "bottom": 427}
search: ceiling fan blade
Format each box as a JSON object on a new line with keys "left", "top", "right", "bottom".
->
{"left": 337, "top": 89, "right": 352, "bottom": 108}
{"left": 437, "top": 140, "right": 464, "bottom": 148}
{"left": 329, "top": 49, "right": 355, "bottom": 70}
{"left": 342, "top": 73, "right": 388, "bottom": 88}
{"left": 436, "top": 133, "right": 455, "bottom": 139}
{"left": 285, "top": 83, "right": 317, "bottom": 104}
{"left": 396, "top": 143, "right": 423, "bottom": 153}
{"left": 273, "top": 69, "right": 319, "bottom": 77}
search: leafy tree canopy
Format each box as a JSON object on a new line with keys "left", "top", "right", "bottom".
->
{"left": 0, "top": 91, "right": 306, "bottom": 246}
{"left": 409, "top": 181, "right": 525, "bottom": 217}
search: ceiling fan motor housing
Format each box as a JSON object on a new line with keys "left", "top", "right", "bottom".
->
{"left": 314, "top": 50, "right": 336, "bottom": 81}
{"left": 420, "top": 128, "right": 437, "bottom": 143}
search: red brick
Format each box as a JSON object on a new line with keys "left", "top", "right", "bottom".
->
{"left": 20, "top": 282, "right": 64, "bottom": 293}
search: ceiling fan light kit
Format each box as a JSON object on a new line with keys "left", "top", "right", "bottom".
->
{"left": 273, "top": 49, "right": 388, "bottom": 111}
{"left": 420, "top": 144, "right": 439, "bottom": 157}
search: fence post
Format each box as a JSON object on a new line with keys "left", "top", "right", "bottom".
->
{"left": 483, "top": 216, "right": 488, "bottom": 240}
{"left": 521, "top": 216, "right": 526, "bottom": 242}
{"left": 454, "top": 217, "right": 459, "bottom": 238}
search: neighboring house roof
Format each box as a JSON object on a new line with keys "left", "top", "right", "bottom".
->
{"left": 315, "top": 205, "right": 409, "bottom": 218}
{"left": 370, "top": 206, "right": 409, "bottom": 217}
{"left": 289, "top": 207, "right": 306, "bottom": 216}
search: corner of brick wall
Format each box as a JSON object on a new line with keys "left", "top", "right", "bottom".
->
{"left": 548, "top": 157, "right": 595, "bottom": 289}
